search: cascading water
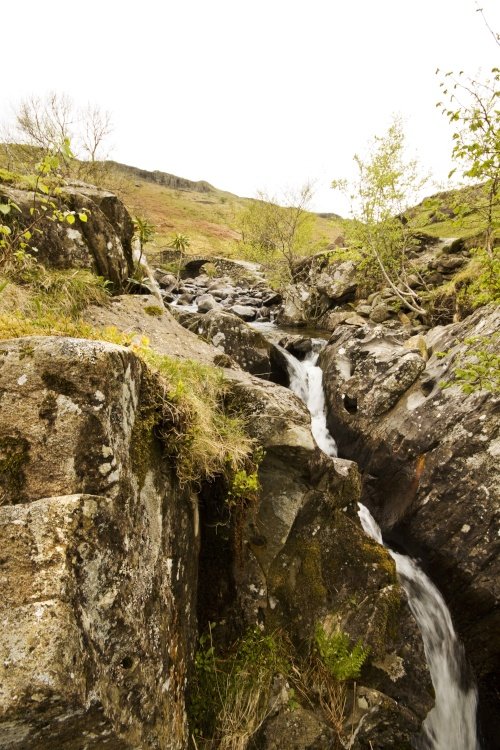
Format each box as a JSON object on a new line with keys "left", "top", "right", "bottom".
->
{"left": 276, "top": 341, "right": 337, "bottom": 457}
{"left": 358, "top": 506, "right": 480, "bottom": 750}
{"left": 279, "top": 338, "right": 480, "bottom": 750}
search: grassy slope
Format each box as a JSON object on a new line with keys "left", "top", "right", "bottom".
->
{"left": 106, "top": 162, "right": 345, "bottom": 260}
{"left": 410, "top": 182, "right": 500, "bottom": 240}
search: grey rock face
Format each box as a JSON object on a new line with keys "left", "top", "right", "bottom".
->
{"left": 0, "top": 182, "right": 134, "bottom": 288}
{"left": 318, "top": 307, "right": 500, "bottom": 733}
{"left": 0, "top": 337, "right": 198, "bottom": 750}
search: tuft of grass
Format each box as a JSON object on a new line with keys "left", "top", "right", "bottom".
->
{"left": 0, "top": 311, "right": 132, "bottom": 344}
{"left": 138, "top": 349, "right": 253, "bottom": 486}
{"left": 188, "top": 626, "right": 291, "bottom": 750}
{"left": 28, "top": 268, "right": 111, "bottom": 317}
{"left": 143, "top": 304, "right": 164, "bottom": 317}
{"left": 0, "top": 310, "right": 253, "bottom": 488}
{"left": 1, "top": 267, "right": 111, "bottom": 319}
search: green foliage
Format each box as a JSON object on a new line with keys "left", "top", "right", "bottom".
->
{"left": 136, "top": 349, "right": 253, "bottom": 486}
{"left": 315, "top": 625, "right": 369, "bottom": 681}
{"left": 441, "top": 334, "right": 500, "bottom": 394}
{"left": 188, "top": 625, "right": 290, "bottom": 748}
{"left": 226, "top": 448, "right": 263, "bottom": 509}
{"left": 171, "top": 232, "right": 191, "bottom": 252}
{"left": 143, "top": 304, "right": 164, "bottom": 317}
{"left": 332, "top": 118, "right": 427, "bottom": 312}
{"left": 133, "top": 215, "right": 155, "bottom": 246}
{"left": 0, "top": 140, "right": 90, "bottom": 277}
{"left": 437, "top": 67, "right": 500, "bottom": 256}
{"left": 239, "top": 183, "right": 317, "bottom": 283}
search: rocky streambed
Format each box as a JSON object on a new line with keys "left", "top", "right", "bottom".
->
{"left": 0, "top": 180, "right": 497, "bottom": 750}
{"left": 162, "top": 257, "right": 498, "bottom": 749}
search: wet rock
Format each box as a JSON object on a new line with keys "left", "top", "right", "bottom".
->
{"left": 318, "top": 307, "right": 500, "bottom": 740}
{"left": 176, "top": 309, "right": 282, "bottom": 379}
{"left": 279, "top": 335, "right": 314, "bottom": 359}
{"left": 263, "top": 291, "right": 283, "bottom": 307}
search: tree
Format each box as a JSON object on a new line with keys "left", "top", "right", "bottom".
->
{"left": 2, "top": 92, "right": 113, "bottom": 182}
{"left": 79, "top": 104, "right": 113, "bottom": 163}
{"left": 239, "top": 183, "right": 315, "bottom": 280}
{"left": 437, "top": 67, "right": 500, "bottom": 258}
{"left": 332, "top": 118, "right": 427, "bottom": 314}
{"left": 170, "top": 233, "right": 191, "bottom": 281}
{"left": 171, "top": 233, "right": 191, "bottom": 253}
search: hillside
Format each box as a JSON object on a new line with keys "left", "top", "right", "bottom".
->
{"left": 105, "top": 160, "right": 345, "bottom": 260}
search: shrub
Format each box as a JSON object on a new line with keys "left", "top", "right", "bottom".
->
{"left": 314, "top": 625, "right": 369, "bottom": 681}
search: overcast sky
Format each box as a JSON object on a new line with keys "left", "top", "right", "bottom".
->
{"left": 2, "top": 0, "right": 499, "bottom": 212}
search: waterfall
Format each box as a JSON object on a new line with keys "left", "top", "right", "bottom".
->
{"left": 280, "top": 340, "right": 480, "bottom": 750}
{"left": 358, "top": 506, "right": 480, "bottom": 750}
{"left": 276, "top": 341, "right": 338, "bottom": 457}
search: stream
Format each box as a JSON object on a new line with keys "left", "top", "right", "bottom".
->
{"left": 275, "top": 333, "right": 481, "bottom": 750}
{"left": 167, "top": 287, "right": 482, "bottom": 748}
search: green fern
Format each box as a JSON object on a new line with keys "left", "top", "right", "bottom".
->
{"left": 315, "top": 625, "right": 369, "bottom": 681}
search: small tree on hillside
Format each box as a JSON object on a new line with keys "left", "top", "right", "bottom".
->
{"left": 171, "top": 233, "right": 191, "bottom": 281}
{"left": 239, "top": 182, "right": 315, "bottom": 281}
{"left": 332, "top": 118, "right": 428, "bottom": 314}
{"left": 437, "top": 67, "right": 500, "bottom": 257}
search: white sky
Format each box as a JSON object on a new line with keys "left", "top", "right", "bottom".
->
{"left": 2, "top": 0, "right": 499, "bottom": 212}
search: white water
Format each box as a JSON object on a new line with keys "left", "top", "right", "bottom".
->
{"left": 280, "top": 342, "right": 480, "bottom": 750}
{"left": 358, "top": 506, "right": 480, "bottom": 750}
{"left": 276, "top": 341, "right": 337, "bottom": 457}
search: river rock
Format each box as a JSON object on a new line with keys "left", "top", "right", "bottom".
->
{"left": 0, "top": 337, "right": 198, "bottom": 749}
{"left": 229, "top": 304, "right": 257, "bottom": 321}
{"left": 276, "top": 283, "right": 311, "bottom": 327}
{"left": 196, "top": 293, "right": 220, "bottom": 312}
{"left": 369, "top": 303, "right": 392, "bottom": 323}
{"left": 174, "top": 308, "right": 283, "bottom": 379}
{"left": 318, "top": 307, "right": 500, "bottom": 741}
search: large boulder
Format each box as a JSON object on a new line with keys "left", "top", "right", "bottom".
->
{"left": 173, "top": 308, "right": 286, "bottom": 380}
{"left": 0, "top": 337, "right": 198, "bottom": 749}
{"left": 211, "top": 374, "right": 434, "bottom": 747}
{"left": 0, "top": 181, "right": 134, "bottom": 289}
{"left": 314, "top": 260, "right": 358, "bottom": 305}
{"left": 318, "top": 307, "right": 500, "bottom": 741}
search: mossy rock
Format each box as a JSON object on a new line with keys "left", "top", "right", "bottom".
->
{"left": 0, "top": 433, "right": 30, "bottom": 504}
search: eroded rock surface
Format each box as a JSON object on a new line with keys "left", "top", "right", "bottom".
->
{"left": 318, "top": 306, "right": 500, "bottom": 737}
{"left": 0, "top": 181, "right": 134, "bottom": 288}
{"left": 0, "top": 337, "right": 198, "bottom": 749}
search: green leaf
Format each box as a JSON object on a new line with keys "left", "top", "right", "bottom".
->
{"left": 66, "top": 214, "right": 76, "bottom": 225}
{"left": 0, "top": 204, "right": 11, "bottom": 215}
{"left": 38, "top": 182, "right": 49, "bottom": 195}
{"left": 78, "top": 212, "right": 88, "bottom": 222}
